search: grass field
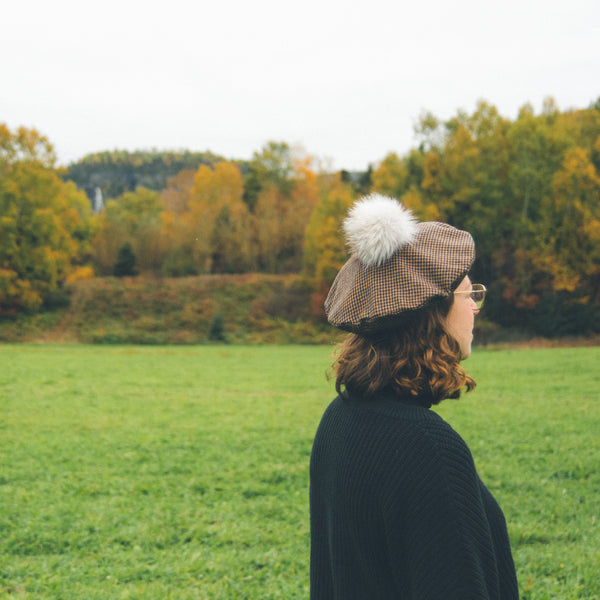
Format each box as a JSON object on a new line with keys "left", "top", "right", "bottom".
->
{"left": 1, "top": 344, "right": 599, "bottom": 599}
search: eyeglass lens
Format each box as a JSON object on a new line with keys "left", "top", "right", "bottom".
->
{"left": 471, "top": 285, "right": 485, "bottom": 306}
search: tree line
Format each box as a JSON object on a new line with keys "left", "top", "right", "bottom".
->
{"left": 66, "top": 148, "right": 225, "bottom": 201}
{"left": 1, "top": 97, "right": 599, "bottom": 336}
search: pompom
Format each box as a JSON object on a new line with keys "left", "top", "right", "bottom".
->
{"left": 343, "top": 194, "right": 418, "bottom": 267}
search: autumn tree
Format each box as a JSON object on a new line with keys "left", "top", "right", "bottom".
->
{"left": 155, "top": 171, "right": 195, "bottom": 275}
{"left": 532, "top": 147, "right": 600, "bottom": 313}
{"left": 402, "top": 99, "right": 600, "bottom": 335}
{"left": 287, "top": 155, "right": 320, "bottom": 266}
{"left": 303, "top": 174, "right": 355, "bottom": 317}
{"left": 253, "top": 185, "right": 288, "bottom": 272}
{"left": 0, "top": 124, "right": 93, "bottom": 314}
{"left": 93, "top": 187, "right": 164, "bottom": 275}
{"left": 253, "top": 151, "right": 320, "bottom": 272}
{"left": 371, "top": 152, "right": 408, "bottom": 199}
{"left": 243, "top": 141, "right": 294, "bottom": 211}
{"left": 188, "top": 162, "right": 252, "bottom": 273}
{"left": 372, "top": 152, "right": 440, "bottom": 222}
{"left": 161, "top": 169, "right": 195, "bottom": 214}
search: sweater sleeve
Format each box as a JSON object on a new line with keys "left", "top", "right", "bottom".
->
{"left": 380, "top": 418, "right": 509, "bottom": 600}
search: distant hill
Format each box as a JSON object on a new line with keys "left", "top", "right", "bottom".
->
{"left": 64, "top": 149, "right": 231, "bottom": 204}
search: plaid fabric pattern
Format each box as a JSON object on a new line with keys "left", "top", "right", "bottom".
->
{"left": 325, "top": 222, "right": 475, "bottom": 333}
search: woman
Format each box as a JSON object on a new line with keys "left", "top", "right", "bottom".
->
{"left": 310, "top": 195, "right": 518, "bottom": 599}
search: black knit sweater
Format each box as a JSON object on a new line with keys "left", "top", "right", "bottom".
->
{"left": 310, "top": 392, "right": 519, "bottom": 599}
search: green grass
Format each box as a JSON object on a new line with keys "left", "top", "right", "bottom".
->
{"left": 1, "top": 344, "right": 599, "bottom": 599}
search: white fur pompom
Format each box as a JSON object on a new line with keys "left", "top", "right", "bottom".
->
{"left": 343, "top": 194, "right": 418, "bottom": 267}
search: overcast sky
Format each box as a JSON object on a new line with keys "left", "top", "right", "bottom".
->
{"left": 3, "top": 0, "right": 599, "bottom": 171}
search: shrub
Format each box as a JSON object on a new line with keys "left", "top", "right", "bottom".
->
{"left": 113, "top": 243, "right": 138, "bottom": 277}
{"left": 208, "top": 313, "right": 227, "bottom": 342}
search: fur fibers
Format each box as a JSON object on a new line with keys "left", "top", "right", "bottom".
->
{"left": 343, "top": 194, "right": 418, "bottom": 267}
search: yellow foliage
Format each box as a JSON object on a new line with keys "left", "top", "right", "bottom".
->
{"left": 161, "top": 169, "right": 195, "bottom": 213}
{"left": 254, "top": 186, "right": 284, "bottom": 272}
{"left": 401, "top": 189, "right": 441, "bottom": 221}
{"left": 187, "top": 161, "right": 251, "bottom": 273}
{"left": 304, "top": 174, "right": 355, "bottom": 289}
{"left": 1, "top": 125, "right": 94, "bottom": 312}
{"left": 0, "top": 269, "right": 42, "bottom": 313}
{"left": 65, "top": 266, "right": 95, "bottom": 283}
{"left": 421, "top": 152, "right": 443, "bottom": 194}
{"left": 371, "top": 153, "right": 407, "bottom": 198}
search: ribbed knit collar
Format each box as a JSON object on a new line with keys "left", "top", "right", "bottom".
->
{"left": 341, "top": 389, "right": 433, "bottom": 410}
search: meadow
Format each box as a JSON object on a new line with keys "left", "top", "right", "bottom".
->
{"left": 0, "top": 344, "right": 599, "bottom": 599}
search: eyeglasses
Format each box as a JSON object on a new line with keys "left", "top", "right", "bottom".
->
{"left": 454, "top": 283, "right": 487, "bottom": 309}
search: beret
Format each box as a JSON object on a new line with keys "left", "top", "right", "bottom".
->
{"left": 325, "top": 195, "right": 475, "bottom": 333}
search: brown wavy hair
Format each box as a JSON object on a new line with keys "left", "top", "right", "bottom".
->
{"left": 331, "top": 296, "right": 476, "bottom": 405}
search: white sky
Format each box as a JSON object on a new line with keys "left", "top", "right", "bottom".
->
{"left": 2, "top": 0, "right": 599, "bottom": 171}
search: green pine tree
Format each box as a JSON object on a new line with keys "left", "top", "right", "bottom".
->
{"left": 113, "top": 243, "right": 138, "bottom": 277}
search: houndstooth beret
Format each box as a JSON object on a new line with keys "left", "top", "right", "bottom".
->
{"left": 325, "top": 195, "right": 475, "bottom": 333}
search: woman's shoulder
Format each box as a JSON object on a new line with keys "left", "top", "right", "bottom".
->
{"left": 314, "top": 394, "right": 480, "bottom": 501}
{"left": 368, "top": 401, "right": 480, "bottom": 498}
{"left": 323, "top": 393, "right": 472, "bottom": 458}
